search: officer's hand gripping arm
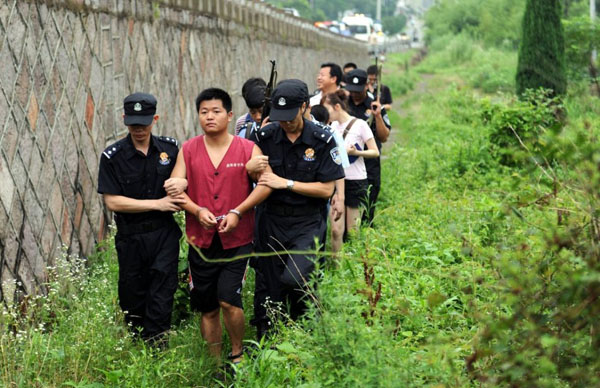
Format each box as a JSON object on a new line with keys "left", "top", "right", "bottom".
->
{"left": 169, "top": 149, "right": 212, "bottom": 221}
{"left": 258, "top": 173, "right": 335, "bottom": 199}
{"left": 103, "top": 194, "right": 186, "bottom": 213}
{"left": 163, "top": 177, "right": 188, "bottom": 196}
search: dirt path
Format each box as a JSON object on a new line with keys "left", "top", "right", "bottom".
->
{"left": 381, "top": 73, "right": 434, "bottom": 158}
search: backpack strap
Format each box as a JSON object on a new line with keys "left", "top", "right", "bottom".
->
{"left": 343, "top": 118, "right": 358, "bottom": 139}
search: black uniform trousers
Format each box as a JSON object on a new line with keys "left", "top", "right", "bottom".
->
{"left": 253, "top": 209, "right": 326, "bottom": 327}
{"left": 364, "top": 171, "right": 381, "bottom": 226}
{"left": 115, "top": 220, "right": 181, "bottom": 340}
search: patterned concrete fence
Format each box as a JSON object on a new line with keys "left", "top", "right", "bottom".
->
{"left": 0, "top": 0, "right": 369, "bottom": 304}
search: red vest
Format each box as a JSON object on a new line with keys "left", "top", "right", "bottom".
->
{"left": 183, "top": 135, "right": 255, "bottom": 249}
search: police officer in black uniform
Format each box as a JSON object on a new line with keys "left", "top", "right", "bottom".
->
{"left": 249, "top": 79, "right": 345, "bottom": 338}
{"left": 97, "top": 92, "right": 186, "bottom": 343}
{"left": 344, "top": 69, "right": 392, "bottom": 225}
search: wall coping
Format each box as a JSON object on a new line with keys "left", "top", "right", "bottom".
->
{"left": 27, "top": 0, "right": 367, "bottom": 51}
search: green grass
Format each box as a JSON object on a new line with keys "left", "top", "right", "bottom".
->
{"left": 419, "top": 34, "right": 518, "bottom": 94}
{"left": 3, "top": 39, "right": 600, "bottom": 386}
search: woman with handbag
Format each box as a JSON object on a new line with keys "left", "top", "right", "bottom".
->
{"left": 321, "top": 90, "right": 380, "bottom": 253}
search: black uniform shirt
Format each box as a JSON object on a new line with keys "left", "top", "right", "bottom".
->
{"left": 348, "top": 93, "right": 392, "bottom": 177}
{"left": 97, "top": 134, "right": 179, "bottom": 225}
{"left": 253, "top": 119, "right": 345, "bottom": 208}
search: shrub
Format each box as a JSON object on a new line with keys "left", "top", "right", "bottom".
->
{"left": 469, "top": 94, "right": 600, "bottom": 387}
{"left": 484, "top": 89, "right": 565, "bottom": 166}
{"left": 425, "top": 0, "right": 524, "bottom": 49}
{"left": 563, "top": 16, "right": 600, "bottom": 81}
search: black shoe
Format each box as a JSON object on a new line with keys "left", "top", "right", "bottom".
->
{"left": 256, "top": 321, "right": 271, "bottom": 342}
{"left": 143, "top": 332, "right": 168, "bottom": 350}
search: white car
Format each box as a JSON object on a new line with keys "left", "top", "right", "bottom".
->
{"left": 283, "top": 8, "right": 300, "bottom": 17}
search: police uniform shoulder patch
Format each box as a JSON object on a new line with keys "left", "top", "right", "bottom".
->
{"left": 330, "top": 146, "right": 342, "bottom": 165}
{"left": 102, "top": 142, "right": 122, "bottom": 159}
{"left": 158, "top": 136, "right": 178, "bottom": 147}
{"left": 312, "top": 125, "right": 333, "bottom": 144}
{"left": 255, "top": 123, "right": 276, "bottom": 142}
{"left": 313, "top": 121, "right": 334, "bottom": 134}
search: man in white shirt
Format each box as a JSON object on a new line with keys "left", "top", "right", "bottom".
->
{"left": 309, "top": 62, "right": 343, "bottom": 107}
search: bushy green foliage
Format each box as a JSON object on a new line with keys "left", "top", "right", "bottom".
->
{"left": 563, "top": 17, "right": 600, "bottom": 80}
{"left": 382, "top": 14, "right": 407, "bottom": 35}
{"left": 0, "top": 234, "right": 218, "bottom": 387}
{"left": 425, "top": 0, "right": 525, "bottom": 49}
{"left": 516, "top": 0, "right": 567, "bottom": 96}
{"left": 484, "top": 89, "right": 565, "bottom": 166}
{"left": 419, "top": 34, "right": 517, "bottom": 94}
{"left": 562, "top": 0, "right": 599, "bottom": 18}
{"left": 469, "top": 86, "right": 600, "bottom": 387}
{"left": 381, "top": 50, "right": 418, "bottom": 96}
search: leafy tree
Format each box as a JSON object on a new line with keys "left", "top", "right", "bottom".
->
{"left": 382, "top": 14, "right": 407, "bottom": 35}
{"left": 563, "top": 16, "right": 600, "bottom": 80}
{"left": 516, "top": 0, "right": 567, "bottom": 96}
{"left": 562, "top": 0, "right": 600, "bottom": 18}
{"left": 425, "top": 0, "right": 524, "bottom": 48}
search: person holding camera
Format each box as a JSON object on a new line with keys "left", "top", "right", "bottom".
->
{"left": 367, "top": 64, "right": 393, "bottom": 112}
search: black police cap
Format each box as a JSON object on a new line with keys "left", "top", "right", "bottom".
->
{"left": 344, "top": 69, "right": 368, "bottom": 92}
{"left": 270, "top": 79, "right": 309, "bottom": 122}
{"left": 123, "top": 92, "right": 157, "bottom": 126}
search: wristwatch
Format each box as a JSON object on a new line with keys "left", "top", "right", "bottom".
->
{"left": 286, "top": 179, "right": 295, "bottom": 190}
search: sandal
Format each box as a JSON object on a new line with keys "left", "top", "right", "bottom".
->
{"left": 227, "top": 350, "right": 244, "bottom": 364}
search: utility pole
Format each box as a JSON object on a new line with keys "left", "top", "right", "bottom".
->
{"left": 592, "top": 0, "right": 597, "bottom": 62}
{"left": 376, "top": 0, "right": 382, "bottom": 21}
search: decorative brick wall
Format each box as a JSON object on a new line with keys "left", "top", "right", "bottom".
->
{"left": 0, "top": 0, "right": 368, "bottom": 303}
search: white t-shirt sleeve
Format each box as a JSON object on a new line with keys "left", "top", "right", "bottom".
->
{"left": 357, "top": 119, "right": 374, "bottom": 143}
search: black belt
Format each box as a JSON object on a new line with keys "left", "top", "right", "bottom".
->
{"left": 265, "top": 203, "right": 321, "bottom": 217}
{"left": 116, "top": 218, "right": 174, "bottom": 236}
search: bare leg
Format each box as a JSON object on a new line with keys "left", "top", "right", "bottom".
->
{"left": 200, "top": 308, "right": 222, "bottom": 359}
{"left": 330, "top": 205, "right": 345, "bottom": 254}
{"left": 220, "top": 300, "right": 245, "bottom": 362}
{"left": 346, "top": 206, "right": 361, "bottom": 233}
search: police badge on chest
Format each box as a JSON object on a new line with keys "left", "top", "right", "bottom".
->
{"left": 303, "top": 148, "right": 315, "bottom": 162}
{"left": 159, "top": 152, "right": 171, "bottom": 165}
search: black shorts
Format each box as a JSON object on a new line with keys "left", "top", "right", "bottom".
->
{"left": 344, "top": 179, "right": 368, "bottom": 208}
{"left": 188, "top": 234, "right": 251, "bottom": 313}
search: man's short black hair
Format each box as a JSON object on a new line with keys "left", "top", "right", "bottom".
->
{"left": 343, "top": 62, "right": 357, "bottom": 71}
{"left": 321, "top": 62, "right": 343, "bottom": 86}
{"left": 195, "top": 88, "right": 232, "bottom": 113}
{"left": 367, "top": 65, "right": 379, "bottom": 75}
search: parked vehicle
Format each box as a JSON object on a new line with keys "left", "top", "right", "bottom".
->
{"left": 283, "top": 7, "right": 300, "bottom": 17}
{"left": 341, "top": 14, "right": 373, "bottom": 42}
